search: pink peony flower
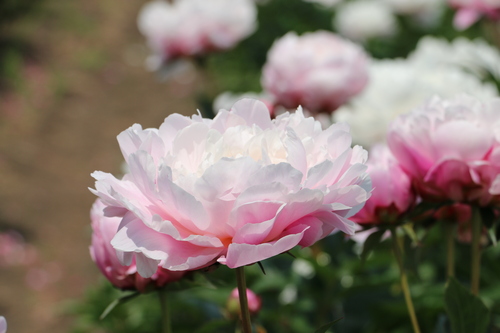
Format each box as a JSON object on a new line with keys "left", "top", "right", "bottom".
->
{"left": 227, "top": 288, "right": 262, "bottom": 316}
{"left": 90, "top": 199, "right": 185, "bottom": 291}
{"left": 448, "top": 0, "right": 500, "bottom": 29}
{"left": 0, "top": 316, "right": 6, "bottom": 333}
{"left": 138, "top": 0, "right": 257, "bottom": 70}
{"left": 388, "top": 94, "right": 500, "bottom": 206}
{"left": 351, "top": 144, "right": 415, "bottom": 225}
{"left": 91, "top": 99, "right": 371, "bottom": 277}
{"left": 261, "top": 31, "right": 369, "bottom": 114}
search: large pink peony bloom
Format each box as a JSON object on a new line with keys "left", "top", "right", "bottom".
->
{"left": 261, "top": 31, "right": 369, "bottom": 114}
{"left": 448, "top": 0, "right": 500, "bottom": 29}
{"left": 91, "top": 99, "right": 371, "bottom": 277}
{"left": 351, "top": 144, "right": 415, "bottom": 225}
{"left": 388, "top": 94, "right": 500, "bottom": 206}
{"left": 138, "top": 0, "right": 257, "bottom": 69}
{"left": 90, "top": 199, "right": 185, "bottom": 291}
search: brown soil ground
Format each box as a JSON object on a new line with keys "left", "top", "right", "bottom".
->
{"left": 0, "top": 1, "right": 200, "bottom": 332}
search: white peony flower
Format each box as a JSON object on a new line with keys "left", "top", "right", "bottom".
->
{"left": 138, "top": 0, "right": 257, "bottom": 70}
{"left": 333, "top": 59, "right": 497, "bottom": 148}
{"left": 409, "top": 36, "right": 500, "bottom": 82}
{"left": 334, "top": 0, "right": 397, "bottom": 42}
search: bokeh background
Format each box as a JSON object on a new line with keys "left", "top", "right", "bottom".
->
{"left": 1, "top": 0, "right": 500, "bottom": 332}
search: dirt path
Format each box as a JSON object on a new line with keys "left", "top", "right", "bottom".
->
{"left": 0, "top": 1, "right": 200, "bottom": 332}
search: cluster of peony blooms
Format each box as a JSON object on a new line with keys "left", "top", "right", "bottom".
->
{"left": 333, "top": 57, "right": 497, "bottom": 149}
{"left": 352, "top": 94, "right": 500, "bottom": 227}
{"left": 137, "top": 0, "right": 257, "bottom": 70}
{"left": 261, "top": 31, "right": 369, "bottom": 115}
{"left": 90, "top": 99, "right": 371, "bottom": 281}
{"left": 448, "top": 0, "right": 500, "bottom": 29}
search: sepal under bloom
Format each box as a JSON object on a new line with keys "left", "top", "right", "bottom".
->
{"left": 91, "top": 99, "right": 371, "bottom": 277}
{"left": 90, "top": 199, "right": 185, "bottom": 291}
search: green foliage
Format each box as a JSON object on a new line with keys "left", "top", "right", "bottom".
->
{"left": 445, "top": 278, "right": 491, "bottom": 333}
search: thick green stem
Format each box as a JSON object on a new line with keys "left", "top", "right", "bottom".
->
{"left": 471, "top": 207, "right": 482, "bottom": 296}
{"left": 445, "top": 223, "right": 455, "bottom": 278}
{"left": 391, "top": 228, "right": 421, "bottom": 333}
{"left": 236, "top": 266, "right": 252, "bottom": 333}
{"left": 159, "top": 288, "right": 172, "bottom": 333}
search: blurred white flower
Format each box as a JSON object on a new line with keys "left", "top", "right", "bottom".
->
{"left": 334, "top": 0, "right": 397, "bottom": 42}
{"left": 409, "top": 36, "right": 500, "bottom": 82}
{"left": 138, "top": 0, "right": 257, "bottom": 70}
{"left": 383, "top": 0, "right": 443, "bottom": 14}
{"left": 334, "top": 59, "right": 497, "bottom": 148}
{"left": 384, "top": 0, "right": 445, "bottom": 27}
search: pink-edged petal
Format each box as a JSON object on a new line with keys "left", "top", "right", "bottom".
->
{"left": 284, "top": 128, "right": 308, "bottom": 177}
{"left": 135, "top": 252, "right": 161, "bottom": 278}
{"left": 231, "top": 201, "right": 283, "bottom": 230}
{"left": 225, "top": 227, "right": 308, "bottom": 268}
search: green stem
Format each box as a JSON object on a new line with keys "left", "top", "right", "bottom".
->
{"left": 391, "top": 228, "right": 421, "bottom": 333}
{"left": 236, "top": 266, "right": 252, "bottom": 333}
{"left": 159, "top": 288, "right": 172, "bottom": 333}
{"left": 445, "top": 222, "right": 455, "bottom": 278}
{"left": 471, "top": 206, "right": 482, "bottom": 296}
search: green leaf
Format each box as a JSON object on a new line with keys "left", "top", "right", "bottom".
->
{"left": 313, "top": 318, "right": 342, "bottom": 333}
{"left": 99, "top": 291, "right": 140, "bottom": 320}
{"left": 444, "top": 277, "right": 490, "bottom": 333}
{"left": 360, "top": 229, "right": 386, "bottom": 261}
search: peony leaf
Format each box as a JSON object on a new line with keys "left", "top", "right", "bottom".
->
{"left": 99, "top": 291, "right": 140, "bottom": 320}
{"left": 313, "top": 317, "right": 342, "bottom": 333}
{"left": 444, "top": 277, "right": 490, "bottom": 333}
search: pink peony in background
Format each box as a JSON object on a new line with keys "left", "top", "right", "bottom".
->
{"left": 90, "top": 199, "right": 185, "bottom": 291}
{"left": 448, "top": 0, "right": 500, "bottom": 29}
{"left": 91, "top": 99, "right": 371, "bottom": 277}
{"left": 388, "top": 94, "right": 500, "bottom": 206}
{"left": 227, "top": 288, "right": 262, "bottom": 316}
{"left": 261, "top": 31, "right": 369, "bottom": 114}
{"left": 351, "top": 144, "right": 415, "bottom": 225}
{"left": 138, "top": 0, "right": 257, "bottom": 70}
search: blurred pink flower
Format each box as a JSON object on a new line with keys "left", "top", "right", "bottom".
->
{"left": 138, "top": 0, "right": 257, "bottom": 70}
{"left": 0, "top": 316, "right": 6, "bottom": 333}
{"left": 351, "top": 144, "right": 415, "bottom": 225}
{"left": 91, "top": 99, "right": 371, "bottom": 277}
{"left": 261, "top": 31, "right": 369, "bottom": 114}
{"left": 228, "top": 288, "right": 262, "bottom": 316}
{"left": 388, "top": 94, "right": 500, "bottom": 206}
{"left": 90, "top": 199, "right": 185, "bottom": 291}
{"left": 0, "top": 231, "right": 37, "bottom": 267}
{"left": 448, "top": 0, "right": 500, "bottom": 29}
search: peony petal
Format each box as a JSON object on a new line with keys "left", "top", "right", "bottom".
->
{"left": 225, "top": 228, "right": 308, "bottom": 268}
